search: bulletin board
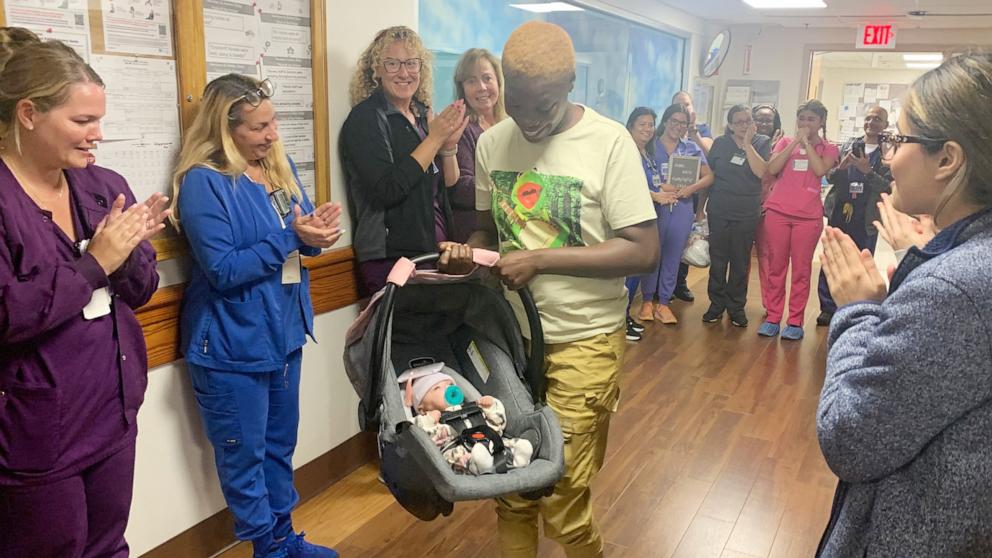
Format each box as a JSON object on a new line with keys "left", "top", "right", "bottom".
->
{"left": 0, "top": 0, "right": 330, "bottom": 261}
{"left": 836, "top": 81, "right": 907, "bottom": 143}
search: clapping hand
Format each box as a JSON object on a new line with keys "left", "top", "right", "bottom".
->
{"left": 292, "top": 205, "right": 342, "bottom": 249}
{"left": 872, "top": 192, "right": 936, "bottom": 251}
{"left": 309, "top": 201, "right": 343, "bottom": 230}
{"left": 428, "top": 99, "right": 469, "bottom": 150}
{"left": 138, "top": 192, "right": 172, "bottom": 241}
{"left": 89, "top": 194, "right": 151, "bottom": 275}
{"left": 820, "top": 226, "right": 887, "bottom": 307}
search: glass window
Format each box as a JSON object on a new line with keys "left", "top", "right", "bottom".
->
{"left": 418, "top": 0, "right": 685, "bottom": 123}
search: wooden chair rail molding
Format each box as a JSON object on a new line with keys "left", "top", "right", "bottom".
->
{"left": 135, "top": 247, "right": 360, "bottom": 369}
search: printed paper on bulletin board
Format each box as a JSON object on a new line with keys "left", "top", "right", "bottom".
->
{"left": 2, "top": 0, "right": 182, "bottom": 215}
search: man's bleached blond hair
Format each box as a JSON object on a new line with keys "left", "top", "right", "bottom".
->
{"left": 501, "top": 21, "right": 575, "bottom": 83}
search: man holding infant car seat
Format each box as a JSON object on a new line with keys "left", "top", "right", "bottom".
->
{"left": 441, "top": 20, "right": 658, "bottom": 558}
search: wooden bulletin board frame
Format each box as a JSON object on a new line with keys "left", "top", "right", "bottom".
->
{"left": 0, "top": 0, "right": 331, "bottom": 262}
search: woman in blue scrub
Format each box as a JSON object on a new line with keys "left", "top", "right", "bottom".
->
{"left": 635, "top": 103, "right": 713, "bottom": 325}
{"left": 622, "top": 106, "right": 674, "bottom": 341}
{"left": 171, "top": 74, "right": 343, "bottom": 558}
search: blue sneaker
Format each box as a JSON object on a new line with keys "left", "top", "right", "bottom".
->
{"left": 282, "top": 532, "right": 339, "bottom": 558}
{"left": 757, "top": 322, "right": 780, "bottom": 337}
{"left": 781, "top": 325, "right": 805, "bottom": 341}
{"left": 254, "top": 533, "right": 286, "bottom": 558}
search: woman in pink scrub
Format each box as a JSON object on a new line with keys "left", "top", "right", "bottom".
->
{"left": 758, "top": 100, "right": 839, "bottom": 340}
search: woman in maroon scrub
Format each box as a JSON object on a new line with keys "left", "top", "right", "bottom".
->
{"left": 0, "top": 40, "right": 168, "bottom": 557}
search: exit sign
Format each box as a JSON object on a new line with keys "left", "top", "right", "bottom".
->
{"left": 857, "top": 24, "right": 897, "bottom": 49}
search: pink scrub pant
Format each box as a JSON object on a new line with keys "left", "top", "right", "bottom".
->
{"left": 760, "top": 209, "right": 823, "bottom": 326}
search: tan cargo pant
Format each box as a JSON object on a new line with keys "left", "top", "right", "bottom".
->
{"left": 496, "top": 328, "right": 626, "bottom": 558}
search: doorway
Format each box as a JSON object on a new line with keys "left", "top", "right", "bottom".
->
{"left": 807, "top": 50, "right": 943, "bottom": 142}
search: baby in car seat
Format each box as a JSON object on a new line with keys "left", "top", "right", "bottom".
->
{"left": 398, "top": 364, "right": 534, "bottom": 475}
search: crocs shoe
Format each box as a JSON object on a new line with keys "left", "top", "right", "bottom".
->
{"left": 757, "top": 322, "right": 780, "bottom": 337}
{"left": 781, "top": 325, "right": 805, "bottom": 341}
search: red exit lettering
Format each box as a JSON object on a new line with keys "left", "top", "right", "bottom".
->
{"left": 857, "top": 24, "right": 896, "bottom": 49}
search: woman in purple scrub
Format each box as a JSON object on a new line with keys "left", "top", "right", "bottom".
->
{"left": 0, "top": 40, "right": 168, "bottom": 557}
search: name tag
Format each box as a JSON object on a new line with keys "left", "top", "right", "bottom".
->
{"left": 77, "top": 238, "right": 113, "bottom": 320}
{"left": 850, "top": 181, "right": 865, "bottom": 195}
{"left": 83, "top": 287, "right": 112, "bottom": 320}
{"left": 660, "top": 162, "right": 669, "bottom": 181}
{"left": 282, "top": 251, "right": 301, "bottom": 284}
{"left": 730, "top": 154, "right": 746, "bottom": 166}
{"left": 793, "top": 159, "right": 809, "bottom": 172}
{"left": 651, "top": 173, "right": 662, "bottom": 189}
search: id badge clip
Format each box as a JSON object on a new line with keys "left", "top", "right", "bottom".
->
{"left": 269, "top": 189, "right": 292, "bottom": 219}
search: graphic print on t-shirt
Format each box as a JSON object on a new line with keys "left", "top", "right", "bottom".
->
{"left": 490, "top": 169, "right": 584, "bottom": 252}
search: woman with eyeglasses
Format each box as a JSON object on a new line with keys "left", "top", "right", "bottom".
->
{"left": 171, "top": 74, "right": 342, "bottom": 558}
{"left": 817, "top": 52, "right": 992, "bottom": 558}
{"left": 341, "top": 26, "right": 470, "bottom": 294}
{"left": 758, "top": 100, "right": 839, "bottom": 340}
{"left": 702, "top": 105, "right": 770, "bottom": 327}
{"left": 635, "top": 103, "right": 713, "bottom": 325}
{"left": 0, "top": 39, "right": 168, "bottom": 558}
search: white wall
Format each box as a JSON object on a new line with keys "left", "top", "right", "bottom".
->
{"left": 127, "top": 1, "right": 709, "bottom": 554}
{"left": 712, "top": 25, "right": 992, "bottom": 135}
{"left": 126, "top": 1, "right": 417, "bottom": 555}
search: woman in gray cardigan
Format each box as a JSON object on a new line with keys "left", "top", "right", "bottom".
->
{"left": 817, "top": 51, "right": 992, "bottom": 557}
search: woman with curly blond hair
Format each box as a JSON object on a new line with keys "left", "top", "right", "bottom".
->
{"left": 341, "top": 26, "right": 469, "bottom": 294}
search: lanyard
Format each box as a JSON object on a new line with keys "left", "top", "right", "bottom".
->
{"left": 641, "top": 151, "right": 661, "bottom": 175}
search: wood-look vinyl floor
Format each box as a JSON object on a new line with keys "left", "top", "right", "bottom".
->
{"left": 219, "top": 265, "right": 837, "bottom": 558}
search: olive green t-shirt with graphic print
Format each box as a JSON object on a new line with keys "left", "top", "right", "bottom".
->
{"left": 475, "top": 106, "right": 656, "bottom": 344}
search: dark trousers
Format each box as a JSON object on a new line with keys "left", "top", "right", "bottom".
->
{"left": 707, "top": 215, "right": 759, "bottom": 314}
{"left": 676, "top": 193, "right": 701, "bottom": 290}
{"left": 817, "top": 222, "right": 877, "bottom": 314}
{"left": 677, "top": 262, "right": 690, "bottom": 289}
{"left": 0, "top": 441, "right": 136, "bottom": 558}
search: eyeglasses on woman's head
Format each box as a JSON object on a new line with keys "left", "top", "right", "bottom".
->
{"left": 237, "top": 78, "right": 276, "bottom": 107}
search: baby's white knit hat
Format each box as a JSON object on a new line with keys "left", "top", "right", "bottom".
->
{"left": 397, "top": 363, "right": 455, "bottom": 409}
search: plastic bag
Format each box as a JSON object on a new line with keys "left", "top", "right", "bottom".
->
{"left": 681, "top": 219, "right": 710, "bottom": 268}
